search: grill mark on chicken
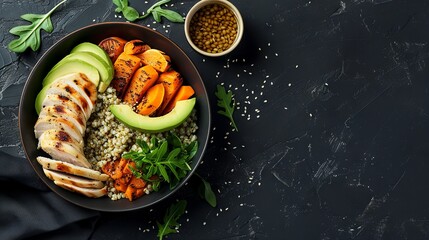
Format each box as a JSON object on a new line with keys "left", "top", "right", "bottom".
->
{"left": 54, "top": 105, "right": 65, "bottom": 113}
{"left": 57, "top": 130, "right": 71, "bottom": 142}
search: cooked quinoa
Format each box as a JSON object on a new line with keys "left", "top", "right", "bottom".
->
{"left": 84, "top": 87, "right": 198, "bottom": 200}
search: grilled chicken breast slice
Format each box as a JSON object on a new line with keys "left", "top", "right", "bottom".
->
{"left": 37, "top": 156, "right": 109, "bottom": 181}
{"left": 39, "top": 131, "right": 91, "bottom": 168}
{"left": 38, "top": 128, "right": 84, "bottom": 153}
{"left": 34, "top": 115, "right": 84, "bottom": 146}
{"left": 42, "top": 86, "right": 92, "bottom": 120}
{"left": 38, "top": 104, "right": 86, "bottom": 136}
{"left": 43, "top": 168, "right": 105, "bottom": 189}
{"left": 57, "top": 73, "right": 98, "bottom": 107}
{"left": 54, "top": 181, "right": 107, "bottom": 198}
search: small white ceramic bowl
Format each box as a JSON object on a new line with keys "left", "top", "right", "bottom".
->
{"left": 184, "top": 0, "right": 244, "bottom": 57}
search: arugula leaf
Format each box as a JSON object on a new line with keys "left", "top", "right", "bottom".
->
{"left": 195, "top": 173, "right": 217, "bottom": 207}
{"left": 113, "top": 0, "right": 184, "bottom": 23}
{"left": 8, "top": 0, "right": 67, "bottom": 53}
{"left": 113, "top": 0, "right": 140, "bottom": 21}
{"left": 157, "top": 200, "right": 187, "bottom": 240}
{"left": 149, "top": 6, "right": 184, "bottom": 23}
{"left": 215, "top": 84, "right": 239, "bottom": 132}
{"left": 123, "top": 132, "right": 197, "bottom": 190}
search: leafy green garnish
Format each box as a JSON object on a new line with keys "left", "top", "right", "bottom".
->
{"left": 113, "top": 0, "right": 184, "bottom": 23}
{"left": 195, "top": 173, "right": 217, "bottom": 207}
{"left": 215, "top": 84, "right": 239, "bottom": 132}
{"left": 113, "top": 0, "right": 140, "bottom": 21}
{"left": 8, "top": 0, "right": 67, "bottom": 53}
{"left": 123, "top": 132, "right": 198, "bottom": 191}
{"left": 140, "top": 0, "right": 184, "bottom": 23}
{"left": 157, "top": 200, "right": 187, "bottom": 240}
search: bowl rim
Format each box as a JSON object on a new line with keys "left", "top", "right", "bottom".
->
{"left": 18, "top": 22, "right": 211, "bottom": 212}
{"left": 184, "top": 0, "right": 244, "bottom": 57}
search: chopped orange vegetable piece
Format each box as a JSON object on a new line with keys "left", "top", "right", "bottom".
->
{"left": 138, "top": 49, "right": 171, "bottom": 72}
{"left": 111, "top": 52, "right": 142, "bottom": 98}
{"left": 135, "top": 83, "right": 165, "bottom": 116}
{"left": 161, "top": 85, "right": 195, "bottom": 115}
{"left": 122, "top": 65, "right": 159, "bottom": 105}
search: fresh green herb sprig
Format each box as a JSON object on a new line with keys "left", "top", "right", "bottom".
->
{"left": 123, "top": 133, "right": 198, "bottom": 191}
{"left": 113, "top": 0, "right": 184, "bottom": 23}
{"left": 8, "top": 0, "right": 67, "bottom": 53}
{"left": 195, "top": 173, "right": 217, "bottom": 207}
{"left": 113, "top": 0, "right": 140, "bottom": 21}
{"left": 140, "top": 0, "right": 184, "bottom": 23}
{"left": 157, "top": 200, "right": 187, "bottom": 240}
{"left": 215, "top": 84, "right": 239, "bottom": 132}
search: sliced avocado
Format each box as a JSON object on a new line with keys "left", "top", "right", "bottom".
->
{"left": 42, "top": 59, "right": 100, "bottom": 87}
{"left": 53, "top": 52, "right": 113, "bottom": 86}
{"left": 70, "top": 42, "right": 114, "bottom": 92}
{"left": 110, "top": 98, "right": 196, "bottom": 133}
{"left": 35, "top": 84, "right": 49, "bottom": 114}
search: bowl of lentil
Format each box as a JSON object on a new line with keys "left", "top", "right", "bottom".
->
{"left": 19, "top": 22, "right": 211, "bottom": 212}
{"left": 185, "top": 0, "right": 244, "bottom": 57}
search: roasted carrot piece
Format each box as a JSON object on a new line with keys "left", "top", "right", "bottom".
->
{"left": 114, "top": 179, "right": 128, "bottom": 192}
{"left": 124, "top": 40, "right": 151, "bottom": 55}
{"left": 122, "top": 161, "right": 136, "bottom": 175}
{"left": 138, "top": 49, "right": 171, "bottom": 72}
{"left": 109, "top": 158, "right": 128, "bottom": 180}
{"left": 98, "top": 37, "right": 127, "bottom": 63}
{"left": 111, "top": 52, "right": 142, "bottom": 98}
{"left": 122, "top": 65, "right": 159, "bottom": 105}
{"left": 161, "top": 85, "right": 195, "bottom": 115}
{"left": 135, "top": 83, "right": 165, "bottom": 116}
{"left": 129, "top": 176, "right": 146, "bottom": 189}
{"left": 124, "top": 185, "right": 145, "bottom": 201}
{"left": 155, "top": 70, "right": 183, "bottom": 115}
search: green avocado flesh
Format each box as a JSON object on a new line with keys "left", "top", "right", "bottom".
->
{"left": 71, "top": 42, "right": 112, "bottom": 69}
{"left": 42, "top": 60, "right": 100, "bottom": 87}
{"left": 109, "top": 98, "right": 196, "bottom": 133}
{"left": 70, "top": 42, "right": 114, "bottom": 92}
{"left": 54, "top": 52, "right": 113, "bottom": 85}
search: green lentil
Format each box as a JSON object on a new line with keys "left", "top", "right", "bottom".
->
{"left": 189, "top": 4, "right": 238, "bottom": 54}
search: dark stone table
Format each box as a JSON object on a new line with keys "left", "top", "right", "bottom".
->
{"left": 1, "top": 0, "right": 429, "bottom": 239}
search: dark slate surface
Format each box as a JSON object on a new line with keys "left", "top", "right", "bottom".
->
{"left": 1, "top": 0, "right": 429, "bottom": 239}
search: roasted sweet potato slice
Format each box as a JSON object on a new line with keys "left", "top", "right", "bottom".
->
{"left": 161, "top": 85, "right": 195, "bottom": 115}
{"left": 98, "top": 37, "right": 127, "bottom": 63}
{"left": 138, "top": 49, "right": 171, "bottom": 72}
{"left": 155, "top": 70, "right": 183, "bottom": 115}
{"left": 135, "top": 83, "right": 165, "bottom": 116}
{"left": 122, "top": 65, "right": 159, "bottom": 105}
{"left": 111, "top": 52, "right": 142, "bottom": 98}
{"left": 124, "top": 40, "right": 151, "bottom": 55}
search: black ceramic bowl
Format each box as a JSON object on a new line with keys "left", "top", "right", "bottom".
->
{"left": 18, "top": 22, "right": 211, "bottom": 212}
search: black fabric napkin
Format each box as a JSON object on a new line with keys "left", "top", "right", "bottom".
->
{"left": 0, "top": 151, "right": 99, "bottom": 240}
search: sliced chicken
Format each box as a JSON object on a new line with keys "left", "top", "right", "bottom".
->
{"left": 43, "top": 168, "right": 105, "bottom": 189}
{"left": 48, "top": 74, "right": 97, "bottom": 117}
{"left": 38, "top": 104, "right": 86, "bottom": 137}
{"left": 57, "top": 73, "right": 98, "bottom": 108}
{"left": 38, "top": 128, "right": 84, "bottom": 153}
{"left": 38, "top": 131, "right": 91, "bottom": 168}
{"left": 54, "top": 181, "right": 107, "bottom": 198}
{"left": 42, "top": 87, "right": 92, "bottom": 120}
{"left": 34, "top": 116, "right": 84, "bottom": 146}
{"left": 37, "top": 156, "right": 109, "bottom": 181}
